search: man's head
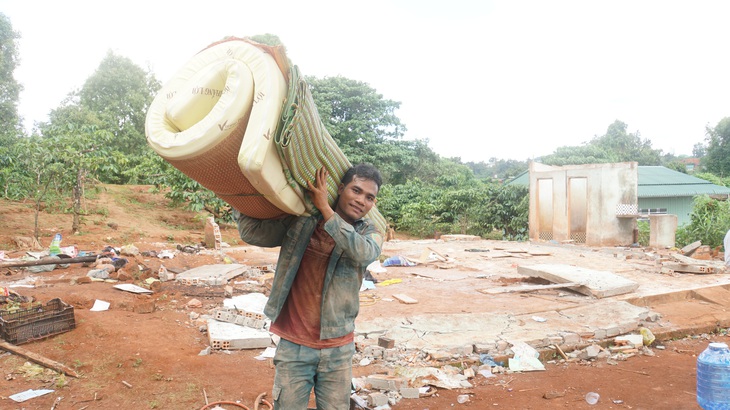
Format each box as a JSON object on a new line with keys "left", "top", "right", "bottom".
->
{"left": 335, "top": 163, "right": 382, "bottom": 224}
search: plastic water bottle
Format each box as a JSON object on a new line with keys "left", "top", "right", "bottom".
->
{"left": 49, "top": 233, "right": 62, "bottom": 255}
{"left": 697, "top": 342, "right": 730, "bottom": 409}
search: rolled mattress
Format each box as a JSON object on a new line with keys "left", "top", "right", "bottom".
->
{"left": 146, "top": 38, "right": 302, "bottom": 218}
{"left": 146, "top": 37, "right": 387, "bottom": 234}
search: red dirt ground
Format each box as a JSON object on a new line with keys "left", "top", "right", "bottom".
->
{"left": 0, "top": 185, "right": 720, "bottom": 409}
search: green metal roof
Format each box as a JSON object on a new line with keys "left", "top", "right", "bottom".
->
{"left": 638, "top": 166, "right": 730, "bottom": 198}
{"left": 505, "top": 166, "right": 730, "bottom": 198}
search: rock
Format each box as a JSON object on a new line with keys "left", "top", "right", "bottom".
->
{"left": 187, "top": 298, "right": 203, "bottom": 308}
{"left": 585, "top": 344, "right": 602, "bottom": 359}
{"left": 120, "top": 244, "right": 139, "bottom": 256}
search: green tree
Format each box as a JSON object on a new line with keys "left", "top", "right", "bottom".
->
{"left": 11, "top": 135, "right": 66, "bottom": 239}
{"left": 704, "top": 117, "right": 730, "bottom": 177}
{"left": 38, "top": 102, "right": 115, "bottom": 233}
{"left": 693, "top": 142, "right": 707, "bottom": 158}
{"left": 307, "top": 76, "right": 406, "bottom": 166}
{"left": 77, "top": 51, "right": 161, "bottom": 183}
{"left": 541, "top": 144, "right": 612, "bottom": 165}
{"left": 664, "top": 161, "right": 688, "bottom": 174}
{"left": 0, "top": 12, "right": 23, "bottom": 141}
{"left": 542, "top": 120, "right": 662, "bottom": 166}
{"left": 596, "top": 120, "right": 661, "bottom": 164}
{"left": 466, "top": 158, "right": 529, "bottom": 181}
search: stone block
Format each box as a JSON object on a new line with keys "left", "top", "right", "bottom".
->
{"left": 368, "top": 392, "right": 389, "bottom": 407}
{"left": 451, "top": 344, "right": 474, "bottom": 356}
{"left": 474, "top": 342, "right": 496, "bottom": 353}
{"left": 378, "top": 336, "right": 395, "bottom": 349}
{"left": 382, "top": 348, "right": 398, "bottom": 362}
{"left": 560, "top": 332, "right": 581, "bottom": 346}
{"left": 133, "top": 296, "right": 155, "bottom": 314}
{"left": 363, "top": 345, "right": 384, "bottom": 359}
{"left": 605, "top": 326, "right": 621, "bottom": 338}
{"left": 366, "top": 374, "right": 405, "bottom": 391}
{"left": 400, "top": 387, "right": 420, "bottom": 399}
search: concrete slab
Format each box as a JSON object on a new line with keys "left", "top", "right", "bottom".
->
{"left": 355, "top": 299, "right": 651, "bottom": 351}
{"left": 176, "top": 264, "right": 249, "bottom": 286}
{"left": 517, "top": 264, "right": 639, "bottom": 297}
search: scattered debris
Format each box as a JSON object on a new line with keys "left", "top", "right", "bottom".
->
{"left": 382, "top": 256, "right": 417, "bottom": 267}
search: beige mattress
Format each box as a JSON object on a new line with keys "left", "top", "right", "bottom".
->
{"left": 146, "top": 38, "right": 387, "bottom": 236}
{"left": 145, "top": 38, "right": 305, "bottom": 219}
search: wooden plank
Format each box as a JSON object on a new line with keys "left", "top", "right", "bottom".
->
{"left": 392, "top": 294, "right": 418, "bottom": 304}
{"left": 0, "top": 255, "right": 97, "bottom": 268}
{"left": 478, "top": 282, "right": 582, "bottom": 294}
{"left": 0, "top": 340, "right": 79, "bottom": 378}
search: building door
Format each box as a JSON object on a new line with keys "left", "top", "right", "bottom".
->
{"left": 537, "top": 178, "right": 554, "bottom": 240}
{"left": 568, "top": 177, "right": 587, "bottom": 243}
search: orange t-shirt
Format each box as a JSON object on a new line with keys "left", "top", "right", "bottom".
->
{"left": 270, "top": 220, "right": 354, "bottom": 348}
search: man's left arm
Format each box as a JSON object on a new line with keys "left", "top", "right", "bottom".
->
{"left": 324, "top": 214, "right": 382, "bottom": 264}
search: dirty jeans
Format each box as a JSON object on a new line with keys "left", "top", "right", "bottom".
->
{"left": 272, "top": 339, "right": 354, "bottom": 410}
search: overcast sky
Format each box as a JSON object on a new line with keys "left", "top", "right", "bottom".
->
{"left": 2, "top": 0, "right": 729, "bottom": 162}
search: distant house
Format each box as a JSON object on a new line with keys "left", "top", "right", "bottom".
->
{"left": 680, "top": 157, "right": 701, "bottom": 173}
{"left": 637, "top": 166, "right": 730, "bottom": 225}
{"left": 507, "top": 165, "right": 730, "bottom": 226}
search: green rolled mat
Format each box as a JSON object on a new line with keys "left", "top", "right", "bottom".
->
{"left": 274, "top": 65, "right": 388, "bottom": 236}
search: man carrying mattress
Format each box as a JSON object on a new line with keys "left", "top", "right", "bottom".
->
{"left": 234, "top": 163, "right": 384, "bottom": 410}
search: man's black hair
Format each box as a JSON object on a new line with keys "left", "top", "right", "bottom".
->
{"left": 341, "top": 163, "right": 382, "bottom": 190}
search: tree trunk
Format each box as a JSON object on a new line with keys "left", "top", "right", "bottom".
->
{"left": 72, "top": 169, "right": 83, "bottom": 233}
{"left": 33, "top": 173, "right": 53, "bottom": 241}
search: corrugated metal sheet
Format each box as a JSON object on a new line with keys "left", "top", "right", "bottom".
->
{"left": 638, "top": 166, "right": 730, "bottom": 198}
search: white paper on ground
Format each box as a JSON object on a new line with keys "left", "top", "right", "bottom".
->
{"left": 9, "top": 388, "right": 54, "bottom": 402}
{"left": 113, "top": 283, "right": 153, "bottom": 294}
{"left": 90, "top": 299, "right": 110, "bottom": 311}
{"left": 254, "top": 346, "right": 276, "bottom": 360}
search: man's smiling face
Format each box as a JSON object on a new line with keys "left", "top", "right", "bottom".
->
{"left": 335, "top": 176, "right": 378, "bottom": 224}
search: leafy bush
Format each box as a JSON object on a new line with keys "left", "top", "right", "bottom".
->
{"left": 378, "top": 178, "right": 528, "bottom": 240}
{"left": 675, "top": 195, "right": 730, "bottom": 248}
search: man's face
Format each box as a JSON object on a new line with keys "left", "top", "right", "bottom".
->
{"left": 335, "top": 176, "right": 378, "bottom": 225}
